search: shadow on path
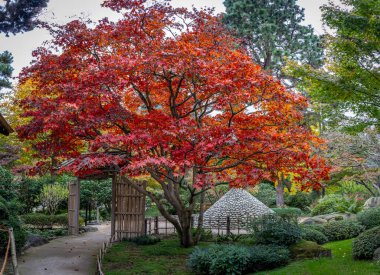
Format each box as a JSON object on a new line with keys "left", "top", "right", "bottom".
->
{"left": 19, "top": 224, "right": 111, "bottom": 275}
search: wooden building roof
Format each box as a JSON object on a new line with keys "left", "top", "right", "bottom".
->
{"left": 0, "top": 113, "right": 13, "bottom": 136}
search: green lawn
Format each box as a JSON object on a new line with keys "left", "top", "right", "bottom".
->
{"left": 102, "top": 238, "right": 380, "bottom": 275}
{"left": 256, "top": 239, "right": 380, "bottom": 275}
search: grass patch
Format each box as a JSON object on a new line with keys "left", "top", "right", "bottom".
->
{"left": 102, "top": 238, "right": 380, "bottom": 275}
{"left": 102, "top": 237, "right": 207, "bottom": 275}
{"left": 255, "top": 239, "right": 380, "bottom": 275}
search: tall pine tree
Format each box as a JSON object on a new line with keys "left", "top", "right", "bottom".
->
{"left": 223, "top": 0, "right": 323, "bottom": 85}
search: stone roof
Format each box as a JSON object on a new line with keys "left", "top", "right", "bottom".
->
{"left": 202, "top": 188, "right": 274, "bottom": 229}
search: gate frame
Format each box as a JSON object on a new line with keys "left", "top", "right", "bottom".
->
{"left": 67, "top": 170, "right": 147, "bottom": 241}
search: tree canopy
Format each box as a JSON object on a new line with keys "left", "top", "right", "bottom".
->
{"left": 287, "top": 0, "right": 380, "bottom": 133}
{"left": 17, "top": 0, "right": 329, "bottom": 247}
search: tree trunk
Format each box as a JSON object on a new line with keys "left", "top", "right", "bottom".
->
{"left": 178, "top": 210, "right": 194, "bottom": 248}
{"left": 276, "top": 179, "right": 285, "bottom": 207}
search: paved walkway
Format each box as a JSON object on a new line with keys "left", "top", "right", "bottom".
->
{"left": 18, "top": 224, "right": 111, "bottom": 275}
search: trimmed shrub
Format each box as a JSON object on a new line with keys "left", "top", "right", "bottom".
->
{"left": 301, "top": 227, "right": 328, "bottom": 244}
{"left": 20, "top": 213, "right": 83, "bottom": 229}
{"left": 187, "top": 244, "right": 290, "bottom": 274}
{"left": 188, "top": 244, "right": 251, "bottom": 275}
{"left": 285, "top": 192, "right": 312, "bottom": 212}
{"left": 209, "top": 245, "right": 251, "bottom": 275}
{"left": 272, "top": 207, "right": 302, "bottom": 223}
{"left": 311, "top": 195, "right": 340, "bottom": 216}
{"left": 249, "top": 214, "right": 302, "bottom": 246}
{"left": 130, "top": 235, "right": 161, "bottom": 245}
{"left": 352, "top": 226, "right": 380, "bottom": 259}
{"left": 249, "top": 245, "right": 290, "bottom": 272}
{"left": 321, "top": 220, "right": 364, "bottom": 241}
{"left": 357, "top": 207, "right": 380, "bottom": 229}
{"left": 187, "top": 247, "right": 213, "bottom": 274}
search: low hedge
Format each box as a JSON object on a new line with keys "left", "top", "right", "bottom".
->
{"left": 321, "top": 220, "right": 364, "bottom": 241}
{"left": 352, "top": 226, "right": 380, "bottom": 260}
{"left": 187, "top": 244, "right": 290, "bottom": 275}
{"left": 357, "top": 207, "right": 380, "bottom": 229}
{"left": 20, "top": 213, "right": 84, "bottom": 229}
{"left": 301, "top": 227, "right": 328, "bottom": 244}
{"left": 249, "top": 214, "right": 302, "bottom": 246}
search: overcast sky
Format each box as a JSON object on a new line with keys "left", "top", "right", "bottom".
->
{"left": 0, "top": 0, "right": 335, "bottom": 77}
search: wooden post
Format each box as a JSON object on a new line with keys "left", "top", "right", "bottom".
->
{"left": 144, "top": 219, "right": 148, "bottom": 235}
{"left": 68, "top": 179, "right": 80, "bottom": 235}
{"left": 226, "top": 216, "right": 231, "bottom": 235}
{"left": 9, "top": 228, "right": 19, "bottom": 275}
{"left": 111, "top": 174, "right": 116, "bottom": 238}
{"left": 154, "top": 217, "right": 159, "bottom": 235}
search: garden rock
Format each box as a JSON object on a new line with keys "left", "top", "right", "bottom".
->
{"left": 364, "top": 197, "right": 380, "bottom": 209}
{"left": 23, "top": 233, "right": 48, "bottom": 250}
{"left": 202, "top": 188, "right": 273, "bottom": 230}
{"left": 373, "top": 247, "right": 380, "bottom": 261}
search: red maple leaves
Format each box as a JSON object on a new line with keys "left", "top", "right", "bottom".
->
{"left": 17, "top": 0, "right": 329, "bottom": 189}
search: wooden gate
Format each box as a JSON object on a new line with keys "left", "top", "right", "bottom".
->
{"left": 112, "top": 176, "right": 146, "bottom": 241}
{"left": 68, "top": 180, "right": 80, "bottom": 235}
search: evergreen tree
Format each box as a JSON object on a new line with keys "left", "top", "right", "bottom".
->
{"left": 223, "top": 0, "right": 323, "bottom": 84}
{"left": 0, "top": 51, "right": 12, "bottom": 91}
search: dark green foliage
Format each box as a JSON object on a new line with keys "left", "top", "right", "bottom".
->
{"left": 215, "top": 233, "right": 242, "bottom": 243}
{"left": 187, "top": 244, "right": 251, "bottom": 275}
{"left": 321, "top": 220, "right": 364, "bottom": 241}
{"left": 357, "top": 207, "right": 380, "bottom": 229}
{"left": 0, "top": 0, "right": 49, "bottom": 35}
{"left": 249, "top": 244, "right": 290, "bottom": 271}
{"left": 301, "top": 227, "right": 328, "bottom": 244}
{"left": 311, "top": 195, "right": 340, "bottom": 216}
{"left": 272, "top": 207, "right": 302, "bottom": 223}
{"left": 0, "top": 166, "right": 16, "bottom": 200}
{"left": 0, "top": 51, "right": 13, "bottom": 90}
{"left": 20, "top": 213, "right": 78, "bottom": 229}
{"left": 187, "top": 246, "right": 213, "bottom": 274}
{"left": 290, "top": 240, "right": 332, "bottom": 259}
{"left": 285, "top": 192, "right": 313, "bottom": 212}
{"left": 18, "top": 176, "right": 44, "bottom": 213}
{"left": 130, "top": 235, "right": 161, "bottom": 245}
{"left": 187, "top": 244, "right": 290, "bottom": 274}
{"left": 0, "top": 197, "right": 26, "bottom": 254}
{"left": 352, "top": 226, "right": 380, "bottom": 259}
{"left": 192, "top": 228, "right": 213, "bottom": 242}
{"left": 27, "top": 228, "right": 68, "bottom": 240}
{"left": 249, "top": 214, "right": 302, "bottom": 246}
{"left": 251, "top": 183, "right": 276, "bottom": 207}
{"left": 223, "top": 0, "right": 322, "bottom": 82}
{"left": 287, "top": 0, "right": 380, "bottom": 132}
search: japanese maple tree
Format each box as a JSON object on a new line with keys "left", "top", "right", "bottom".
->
{"left": 17, "top": 0, "right": 329, "bottom": 247}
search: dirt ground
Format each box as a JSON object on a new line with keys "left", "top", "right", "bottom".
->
{"left": 18, "top": 224, "right": 111, "bottom": 275}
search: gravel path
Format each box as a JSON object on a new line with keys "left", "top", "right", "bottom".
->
{"left": 18, "top": 224, "right": 111, "bottom": 275}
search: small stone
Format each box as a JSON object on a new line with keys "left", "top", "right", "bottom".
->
{"left": 373, "top": 247, "right": 380, "bottom": 261}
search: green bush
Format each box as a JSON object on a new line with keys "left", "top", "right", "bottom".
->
{"left": 301, "top": 227, "right": 328, "bottom": 244}
{"left": 321, "top": 220, "right": 364, "bottom": 241}
{"left": 187, "top": 246, "right": 213, "bottom": 274}
{"left": 272, "top": 207, "right": 302, "bottom": 223}
{"left": 311, "top": 194, "right": 364, "bottom": 216}
{"left": 187, "top": 244, "right": 290, "bottom": 274}
{"left": 192, "top": 228, "right": 213, "bottom": 241}
{"left": 249, "top": 214, "right": 302, "bottom": 246}
{"left": 285, "top": 192, "right": 312, "bottom": 212}
{"left": 357, "top": 207, "right": 380, "bottom": 229}
{"left": 352, "top": 226, "right": 380, "bottom": 259}
{"left": 311, "top": 195, "right": 340, "bottom": 216}
{"left": 249, "top": 244, "right": 290, "bottom": 271}
{"left": 187, "top": 244, "right": 251, "bottom": 275}
{"left": 20, "top": 213, "right": 82, "bottom": 229}
{"left": 130, "top": 235, "right": 161, "bottom": 245}
{"left": 251, "top": 183, "right": 277, "bottom": 207}
{"left": 290, "top": 240, "right": 331, "bottom": 259}
{"left": 0, "top": 198, "right": 26, "bottom": 254}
